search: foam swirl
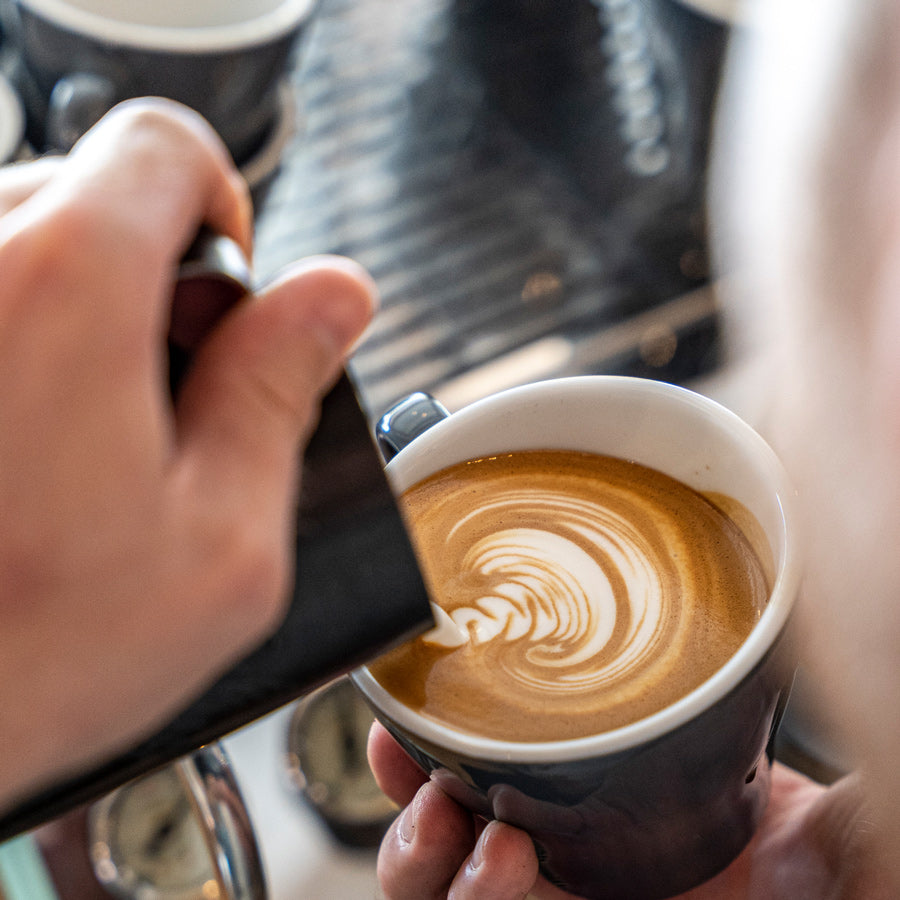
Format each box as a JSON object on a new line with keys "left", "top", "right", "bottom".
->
{"left": 422, "top": 484, "right": 688, "bottom": 697}
{"left": 371, "top": 451, "right": 767, "bottom": 742}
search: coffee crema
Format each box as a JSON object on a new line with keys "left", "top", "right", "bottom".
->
{"left": 370, "top": 450, "right": 770, "bottom": 743}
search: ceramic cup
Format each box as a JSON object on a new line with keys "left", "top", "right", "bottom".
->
{"left": 0, "top": 0, "right": 317, "bottom": 163}
{"left": 353, "top": 376, "right": 800, "bottom": 900}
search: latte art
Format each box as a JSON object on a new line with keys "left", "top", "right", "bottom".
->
{"left": 428, "top": 495, "right": 677, "bottom": 693}
{"left": 370, "top": 451, "right": 769, "bottom": 742}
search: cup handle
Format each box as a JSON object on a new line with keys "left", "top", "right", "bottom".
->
{"left": 46, "top": 72, "right": 117, "bottom": 152}
{"left": 375, "top": 392, "right": 449, "bottom": 462}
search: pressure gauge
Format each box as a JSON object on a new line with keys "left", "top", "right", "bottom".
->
{"left": 88, "top": 744, "right": 265, "bottom": 900}
{"left": 286, "top": 677, "right": 398, "bottom": 847}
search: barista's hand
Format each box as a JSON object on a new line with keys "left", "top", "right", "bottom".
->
{"left": 0, "top": 98, "right": 376, "bottom": 808}
{"left": 369, "top": 722, "right": 892, "bottom": 900}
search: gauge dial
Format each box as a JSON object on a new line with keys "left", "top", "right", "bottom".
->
{"left": 287, "top": 677, "right": 398, "bottom": 846}
{"left": 89, "top": 764, "right": 217, "bottom": 899}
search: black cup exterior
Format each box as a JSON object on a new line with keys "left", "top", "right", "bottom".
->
{"left": 355, "top": 629, "right": 793, "bottom": 900}
{"left": 5, "top": 3, "right": 313, "bottom": 164}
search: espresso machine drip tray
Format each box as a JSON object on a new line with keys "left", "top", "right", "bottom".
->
{"left": 255, "top": 0, "right": 730, "bottom": 416}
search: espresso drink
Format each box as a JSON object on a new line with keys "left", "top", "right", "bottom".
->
{"left": 370, "top": 450, "right": 770, "bottom": 742}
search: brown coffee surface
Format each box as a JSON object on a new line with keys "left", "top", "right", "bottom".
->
{"left": 370, "top": 450, "right": 770, "bottom": 742}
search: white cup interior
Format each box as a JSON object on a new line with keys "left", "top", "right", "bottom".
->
{"left": 16, "top": 0, "right": 317, "bottom": 49}
{"left": 354, "top": 376, "right": 800, "bottom": 762}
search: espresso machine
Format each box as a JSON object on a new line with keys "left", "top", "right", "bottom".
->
{"left": 258, "top": 0, "right": 732, "bottom": 419}
{"left": 0, "top": 1, "right": 841, "bottom": 896}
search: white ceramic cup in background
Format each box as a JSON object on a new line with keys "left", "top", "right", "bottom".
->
{"left": 354, "top": 376, "right": 800, "bottom": 900}
{"left": 0, "top": 0, "right": 317, "bottom": 163}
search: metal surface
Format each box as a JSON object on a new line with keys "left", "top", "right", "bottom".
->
{"left": 89, "top": 744, "right": 266, "bottom": 900}
{"left": 375, "top": 392, "right": 450, "bottom": 462}
{"left": 180, "top": 745, "right": 267, "bottom": 900}
{"left": 253, "top": 0, "right": 730, "bottom": 417}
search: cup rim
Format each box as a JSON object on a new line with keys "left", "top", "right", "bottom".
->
{"left": 352, "top": 376, "right": 800, "bottom": 764}
{"left": 14, "top": 0, "right": 318, "bottom": 52}
{"left": 239, "top": 81, "right": 297, "bottom": 189}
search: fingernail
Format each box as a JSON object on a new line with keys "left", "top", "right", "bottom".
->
{"left": 264, "top": 255, "right": 379, "bottom": 351}
{"left": 470, "top": 821, "right": 495, "bottom": 871}
{"left": 312, "top": 254, "right": 380, "bottom": 309}
{"left": 397, "top": 802, "right": 415, "bottom": 845}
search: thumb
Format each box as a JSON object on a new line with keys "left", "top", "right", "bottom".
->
{"left": 173, "top": 254, "right": 377, "bottom": 568}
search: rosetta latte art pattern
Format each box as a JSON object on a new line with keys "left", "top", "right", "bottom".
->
{"left": 371, "top": 451, "right": 767, "bottom": 742}
{"left": 429, "top": 494, "right": 684, "bottom": 697}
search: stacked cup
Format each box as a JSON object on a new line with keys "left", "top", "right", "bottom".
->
{"left": 0, "top": 0, "right": 317, "bottom": 197}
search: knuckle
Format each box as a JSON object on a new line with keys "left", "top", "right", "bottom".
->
{"left": 247, "top": 363, "right": 320, "bottom": 439}
{"left": 103, "top": 98, "right": 213, "bottom": 152}
{"left": 0, "top": 201, "right": 144, "bottom": 341}
{"left": 0, "top": 210, "right": 94, "bottom": 315}
{"left": 33, "top": 199, "right": 105, "bottom": 252}
{"left": 82, "top": 99, "right": 237, "bottom": 206}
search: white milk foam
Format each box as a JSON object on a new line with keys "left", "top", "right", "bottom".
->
{"left": 421, "top": 488, "right": 683, "bottom": 696}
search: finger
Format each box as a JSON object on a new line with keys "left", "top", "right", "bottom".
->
{"left": 800, "top": 772, "right": 894, "bottom": 899}
{"left": 0, "top": 99, "right": 252, "bottom": 367}
{"left": 447, "top": 820, "right": 541, "bottom": 900}
{"left": 802, "top": 771, "right": 867, "bottom": 851}
{"left": 0, "top": 157, "right": 64, "bottom": 215}
{"left": 489, "top": 783, "right": 583, "bottom": 835}
{"left": 172, "top": 256, "right": 377, "bottom": 639}
{"left": 65, "top": 97, "right": 252, "bottom": 255}
{"left": 368, "top": 721, "right": 430, "bottom": 806}
{"left": 378, "top": 782, "right": 477, "bottom": 900}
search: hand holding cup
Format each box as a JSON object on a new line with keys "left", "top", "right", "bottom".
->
{"left": 354, "top": 377, "right": 801, "bottom": 899}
